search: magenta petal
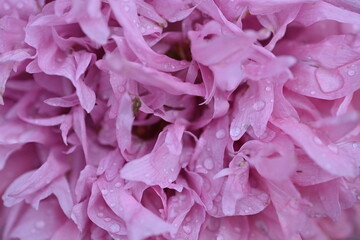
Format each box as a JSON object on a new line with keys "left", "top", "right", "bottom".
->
{"left": 2, "top": 0, "right": 360, "bottom": 239}
{"left": 2, "top": 148, "right": 70, "bottom": 207}
{"left": 120, "top": 124, "right": 184, "bottom": 188}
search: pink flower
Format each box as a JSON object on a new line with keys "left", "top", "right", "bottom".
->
{"left": 1, "top": 0, "right": 360, "bottom": 239}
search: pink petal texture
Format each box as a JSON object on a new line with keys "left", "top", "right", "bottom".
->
{"left": 1, "top": 0, "right": 360, "bottom": 240}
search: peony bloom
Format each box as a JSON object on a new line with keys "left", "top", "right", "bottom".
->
{"left": 1, "top": 0, "right": 360, "bottom": 239}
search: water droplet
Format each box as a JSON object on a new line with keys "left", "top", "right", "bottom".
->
{"left": 203, "top": 159, "right": 214, "bottom": 170}
{"left": 252, "top": 100, "right": 265, "bottom": 111}
{"left": 313, "top": 136, "right": 323, "bottom": 145}
{"left": 124, "top": 6, "right": 130, "bottom": 12}
{"left": 347, "top": 70, "right": 355, "bottom": 76}
{"left": 109, "top": 189, "right": 114, "bottom": 193}
{"left": 230, "top": 127, "right": 241, "bottom": 138}
{"left": 265, "top": 86, "right": 271, "bottom": 91}
{"left": 215, "top": 129, "right": 226, "bottom": 139}
{"left": 101, "top": 189, "right": 109, "bottom": 195}
{"left": 110, "top": 203, "right": 115, "bottom": 207}
{"left": 352, "top": 143, "right": 358, "bottom": 149}
{"left": 327, "top": 144, "right": 338, "bottom": 153}
{"left": 182, "top": 225, "right": 192, "bottom": 234}
{"left": 145, "top": 173, "right": 150, "bottom": 177}
{"left": 104, "top": 217, "right": 111, "bottom": 222}
{"left": 97, "top": 212, "right": 104, "bottom": 218}
{"left": 35, "top": 221, "right": 45, "bottom": 229}
{"left": 315, "top": 68, "right": 343, "bottom": 93}
{"left": 110, "top": 223, "right": 120, "bottom": 233}
{"left": 310, "top": 91, "right": 316, "bottom": 95}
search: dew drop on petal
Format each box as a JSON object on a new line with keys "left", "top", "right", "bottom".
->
{"left": 182, "top": 225, "right": 192, "bottom": 234}
{"left": 353, "top": 143, "right": 358, "bottom": 149}
{"left": 110, "top": 223, "right": 120, "bottom": 233}
{"left": 230, "top": 127, "right": 241, "bottom": 138}
{"left": 104, "top": 217, "right": 111, "bottom": 222}
{"left": 124, "top": 6, "right": 130, "bottom": 12}
{"left": 215, "top": 129, "right": 225, "bottom": 139}
{"left": 204, "top": 158, "right": 214, "bottom": 170}
{"left": 101, "top": 189, "right": 109, "bottom": 195}
{"left": 97, "top": 212, "right": 104, "bottom": 218}
{"left": 265, "top": 86, "right": 271, "bottom": 92}
{"left": 252, "top": 100, "right": 265, "bottom": 111}
{"left": 347, "top": 70, "right": 355, "bottom": 76}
